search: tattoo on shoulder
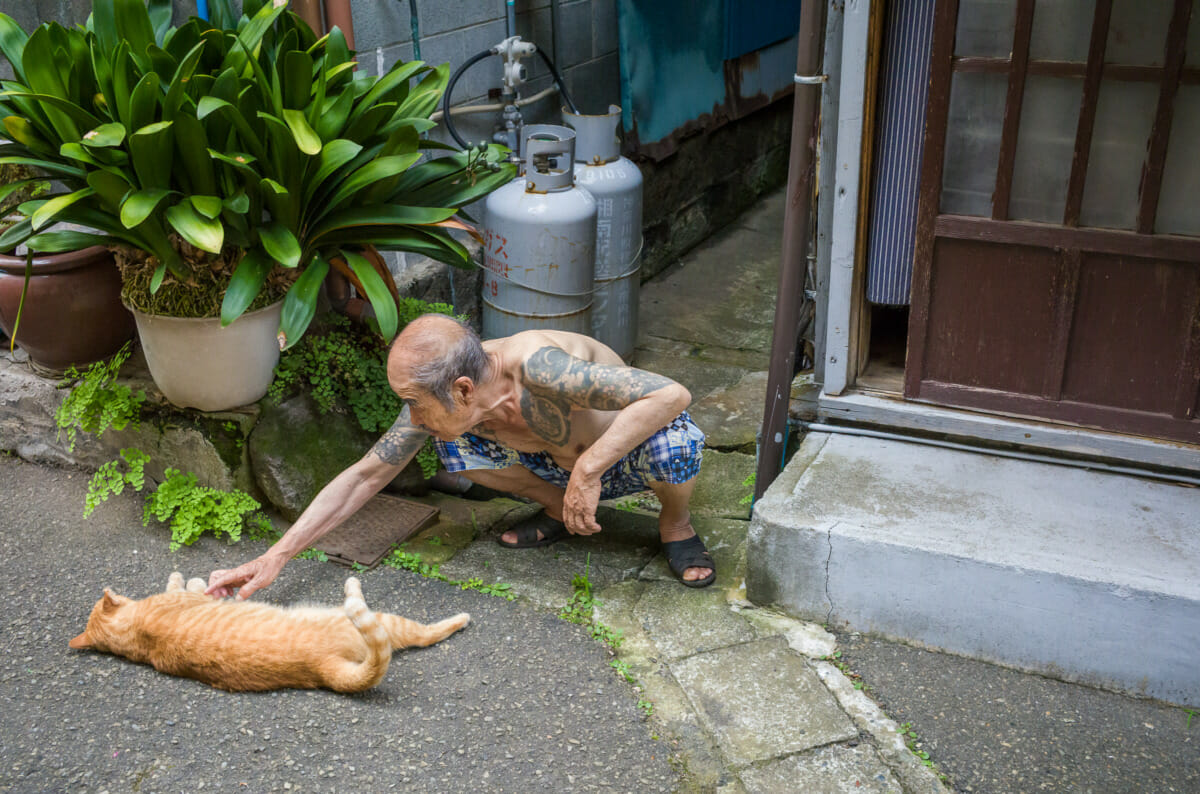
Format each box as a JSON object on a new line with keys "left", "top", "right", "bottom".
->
{"left": 523, "top": 346, "right": 675, "bottom": 412}
{"left": 371, "top": 406, "right": 428, "bottom": 466}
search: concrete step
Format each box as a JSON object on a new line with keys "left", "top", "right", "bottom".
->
{"left": 747, "top": 431, "right": 1200, "bottom": 707}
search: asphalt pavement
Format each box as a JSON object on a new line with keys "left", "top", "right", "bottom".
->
{"left": 838, "top": 632, "right": 1200, "bottom": 793}
{"left": 0, "top": 455, "right": 678, "bottom": 793}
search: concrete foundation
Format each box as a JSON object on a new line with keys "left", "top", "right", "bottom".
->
{"left": 748, "top": 431, "right": 1200, "bottom": 707}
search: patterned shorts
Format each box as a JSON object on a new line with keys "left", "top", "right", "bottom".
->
{"left": 431, "top": 411, "right": 705, "bottom": 500}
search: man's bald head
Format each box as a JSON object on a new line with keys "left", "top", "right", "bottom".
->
{"left": 388, "top": 314, "right": 489, "bottom": 409}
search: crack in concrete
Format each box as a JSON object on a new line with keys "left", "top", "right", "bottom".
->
{"left": 824, "top": 528, "right": 835, "bottom": 626}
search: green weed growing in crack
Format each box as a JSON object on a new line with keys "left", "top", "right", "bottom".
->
{"left": 1184, "top": 708, "right": 1197, "bottom": 729}
{"left": 562, "top": 557, "right": 657, "bottom": 718}
{"left": 383, "top": 549, "right": 516, "bottom": 600}
{"left": 898, "top": 721, "right": 949, "bottom": 783}
{"left": 823, "top": 650, "right": 868, "bottom": 691}
{"left": 739, "top": 473, "right": 756, "bottom": 506}
{"left": 559, "top": 554, "right": 624, "bottom": 649}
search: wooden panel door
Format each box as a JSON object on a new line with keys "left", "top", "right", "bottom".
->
{"left": 905, "top": 0, "right": 1200, "bottom": 444}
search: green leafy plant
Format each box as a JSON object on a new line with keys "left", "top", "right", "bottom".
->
{"left": 383, "top": 549, "right": 517, "bottom": 601}
{"left": 84, "top": 446, "right": 149, "bottom": 517}
{"left": 54, "top": 342, "right": 145, "bottom": 451}
{"left": 84, "top": 446, "right": 271, "bottom": 551}
{"left": 0, "top": 0, "right": 515, "bottom": 348}
{"left": 739, "top": 473, "right": 756, "bottom": 506}
{"left": 144, "top": 467, "right": 269, "bottom": 550}
{"left": 560, "top": 554, "right": 624, "bottom": 650}
{"left": 268, "top": 307, "right": 458, "bottom": 477}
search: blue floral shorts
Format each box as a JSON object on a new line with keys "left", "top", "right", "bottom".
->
{"left": 431, "top": 411, "right": 705, "bottom": 500}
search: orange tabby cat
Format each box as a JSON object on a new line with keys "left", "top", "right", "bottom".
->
{"left": 68, "top": 572, "right": 470, "bottom": 692}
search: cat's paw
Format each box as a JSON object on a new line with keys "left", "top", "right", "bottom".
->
{"left": 186, "top": 578, "right": 207, "bottom": 594}
{"left": 344, "top": 577, "right": 364, "bottom": 601}
{"left": 166, "top": 572, "right": 185, "bottom": 592}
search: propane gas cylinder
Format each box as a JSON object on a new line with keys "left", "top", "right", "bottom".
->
{"left": 481, "top": 124, "right": 597, "bottom": 339}
{"left": 563, "top": 105, "right": 643, "bottom": 361}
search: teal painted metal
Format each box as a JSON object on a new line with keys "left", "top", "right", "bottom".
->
{"left": 615, "top": 0, "right": 800, "bottom": 157}
{"left": 725, "top": 0, "right": 803, "bottom": 59}
{"left": 616, "top": 0, "right": 727, "bottom": 146}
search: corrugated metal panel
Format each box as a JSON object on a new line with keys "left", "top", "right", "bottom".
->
{"left": 865, "top": 0, "right": 937, "bottom": 305}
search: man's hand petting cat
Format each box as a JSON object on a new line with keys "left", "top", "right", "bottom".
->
{"left": 206, "top": 554, "right": 285, "bottom": 600}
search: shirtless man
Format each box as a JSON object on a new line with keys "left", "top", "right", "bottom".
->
{"left": 206, "top": 314, "right": 715, "bottom": 600}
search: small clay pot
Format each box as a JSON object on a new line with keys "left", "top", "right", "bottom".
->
{"left": 0, "top": 246, "right": 135, "bottom": 374}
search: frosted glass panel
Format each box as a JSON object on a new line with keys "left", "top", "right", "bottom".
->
{"left": 1079, "top": 81, "right": 1158, "bottom": 230}
{"left": 1011, "top": 77, "right": 1083, "bottom": 223}
{"left": 955, "top": 0, "right": 1016, "bottom": 57}
{"left": 1156, "top": 85, "right": 1200, "bottom": 236}
{"left": 1030, "top": 0, "right": 1095, "bottom": 62}
{"left": 941, "top": 72, "right": 1007, "bottom": 216}
{"left": 1105, "top": 0, "right": 1173, "bottom": 66}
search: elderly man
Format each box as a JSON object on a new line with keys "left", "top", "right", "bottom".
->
{"left": 207, "top": 314, "right": 714, "bottom": 600}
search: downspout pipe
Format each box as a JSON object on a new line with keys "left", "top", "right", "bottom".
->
{"left": 291, "top": 0, "right": 324, "bottom": 35}
{"left": 753, "top": 0, "right": 825, "bottom": 501}
{"left": 324, "top": 0, "right": 356, "bottom": 50}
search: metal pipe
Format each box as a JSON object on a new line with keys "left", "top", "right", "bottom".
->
{"left": 291, "top": 0, "right": 324, "bottom": 33}
{"left": 753, "top": 0, "right": 825, "bottom": 501}
{"left": 506, "top": 0, "right": 517, "bottom": 38}
{"left": 324, "top": 0, "right": 355, "bottom": 50}
{"left": 795, "top": 421, "right": 1200, "bottom": 488}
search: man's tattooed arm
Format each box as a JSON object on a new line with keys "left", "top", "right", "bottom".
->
{"left": 519, "top": 347, "right": 678, "bottom": 445}
{"left": 371, "top": 405, "right": 430, "bottom": 466}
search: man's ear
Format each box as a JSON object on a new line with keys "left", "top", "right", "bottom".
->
{"left": 453, "top": 376, "right": 475, "bottom": 404}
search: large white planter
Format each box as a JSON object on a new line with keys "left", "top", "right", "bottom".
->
{"left": 130, "top": 301, "right": 284, "bottom": 412}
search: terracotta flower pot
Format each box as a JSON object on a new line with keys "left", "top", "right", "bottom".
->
{"left": 128, "top": 301, "right": 284, "bottom": 412}
{"left": 0, "top": 246, "right": 135, "bottom": 374}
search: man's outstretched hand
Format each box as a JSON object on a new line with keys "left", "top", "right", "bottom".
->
{"left": 205, "top": 554, "right": 285, "bottom": 600}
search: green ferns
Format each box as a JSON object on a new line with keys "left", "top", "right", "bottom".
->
{"left": 86, "top": 447, "right": 271, "bottom": 551}
{"left": 54, "top": 343, "right": 145, "bottom": 452}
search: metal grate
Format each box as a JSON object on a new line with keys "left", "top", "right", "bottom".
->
{"left": 312, "top": 494, "right": 440, "bottom": 570}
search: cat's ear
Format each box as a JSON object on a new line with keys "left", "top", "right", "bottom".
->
{"left": 68, "top": 630, "right": 93, "bottom": 649}
{"left": 101, "top": 589, "right": 127, "bottom": 610}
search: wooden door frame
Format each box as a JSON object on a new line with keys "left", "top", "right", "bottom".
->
{"left": 904, "top": 0, "right": 1200, "bottom": 442}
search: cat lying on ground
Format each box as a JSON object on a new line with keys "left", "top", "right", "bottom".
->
{"left": 69, "top": 572, "right": 470, "bottom": 693}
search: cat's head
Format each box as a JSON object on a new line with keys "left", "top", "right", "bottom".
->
{"left": 68, "top": 589, "right": 134, "bottom": 651}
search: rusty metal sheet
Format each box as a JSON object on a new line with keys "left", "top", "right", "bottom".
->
{"left": 312, "top": 494, "right": 439, "bottom": 570}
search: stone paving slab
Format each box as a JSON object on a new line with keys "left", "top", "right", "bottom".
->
{"left": 688, "top": 451, "right": 756, "bottom": 520}
{"left": 687, "top": 370, "right": 769, "bottom": 451}
{"left": 632, "top": 581, "right": 757, "bottom": 661}
{"left": 670, "top": 637, "right": 858, "bottom": 768}
{"left": 740, "top": 744, "right": 904, "bottom": 794}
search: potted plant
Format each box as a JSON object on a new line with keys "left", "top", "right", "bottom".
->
{"left": 0, "top": 163, "right": 135, "bottom": 373}
{"left": 0, "top": 0, "right": 514, "bottom": 409}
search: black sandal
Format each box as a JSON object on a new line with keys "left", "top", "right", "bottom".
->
{"left": 663, "top": 535, "right": 716, "bottom": 588}
{"left": 497, "top": 515, "right": 570, "bottom": 549}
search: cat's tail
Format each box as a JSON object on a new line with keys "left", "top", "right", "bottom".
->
{"left": 331, "top": 577, "right": 393, "bottom": 693}
{"left": 377, "top": 611, "right": 471, "bottom": 650}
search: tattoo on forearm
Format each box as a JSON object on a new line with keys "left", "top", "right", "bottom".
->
{"left": 371, "top": 407, "right": 428, "bottom": 465}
